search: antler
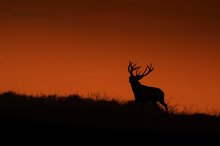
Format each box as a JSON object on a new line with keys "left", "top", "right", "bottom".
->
{"left": 128, "top": 61, "right": 141, "bottom": 76}
{"left": 136, "top": 63, "right": 154, "bottom": 79}
{"left": 128, "top": 61, "right": 154, "bottom": 79}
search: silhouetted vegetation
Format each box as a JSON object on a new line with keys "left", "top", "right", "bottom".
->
{"left": 0, "top": 91, "right": 219, "bottom": 143}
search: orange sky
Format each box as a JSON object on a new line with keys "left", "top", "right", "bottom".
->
{"left": 0, "top": 0, "right": 220, "bottom": 112}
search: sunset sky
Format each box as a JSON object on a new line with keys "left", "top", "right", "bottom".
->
{"left": 0, "top": 0, "right": 220, "bottom": 112}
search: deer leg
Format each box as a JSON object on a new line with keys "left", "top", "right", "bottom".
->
{"left": 140, "top": 103, "right": 145, "bottom": 112}
{"left": 159, "top": 98, "right": 168, "bottom": 112}
{"left": 152, "top": 102, "right": 160, "bottom": 112}
{"left": 132, "top": 100, "right": 140, "bottom": 111}
{"left": 162, "top": 102, "right": 168, "bottom": 112}
{"left": 133, "top": 101, "right": 144, "bottom": 112}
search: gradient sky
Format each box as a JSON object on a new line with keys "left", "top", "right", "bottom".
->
{"left": 1, "top": 0, "right": 220, "bottom": 112}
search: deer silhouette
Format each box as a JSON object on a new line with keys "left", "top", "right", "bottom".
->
{"left": 128, "top": 61, "right": 168, "bottom": 112}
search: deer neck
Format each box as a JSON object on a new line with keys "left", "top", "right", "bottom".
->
{"left": 130, "top": 81, "right": 142, "bottom": 91}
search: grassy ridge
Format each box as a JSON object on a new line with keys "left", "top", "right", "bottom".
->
{"left": 0, "top": 91, "right": 219, "bottom": 143}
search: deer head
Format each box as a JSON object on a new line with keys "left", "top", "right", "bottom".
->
{"left": 128, "top": 61, "right": 154, "bottom": 84}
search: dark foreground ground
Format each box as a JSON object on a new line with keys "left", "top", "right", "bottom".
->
{"left": 0, "top": 91, "right": 219, "bottom": 144}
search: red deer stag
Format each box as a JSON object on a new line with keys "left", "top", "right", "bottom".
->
{"left": 128, "top": 61, "right": 168, "bottom": 112}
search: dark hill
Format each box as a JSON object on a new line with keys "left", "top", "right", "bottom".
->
{"left": 0, "top": 91, "right": 219, "bottom": 144}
